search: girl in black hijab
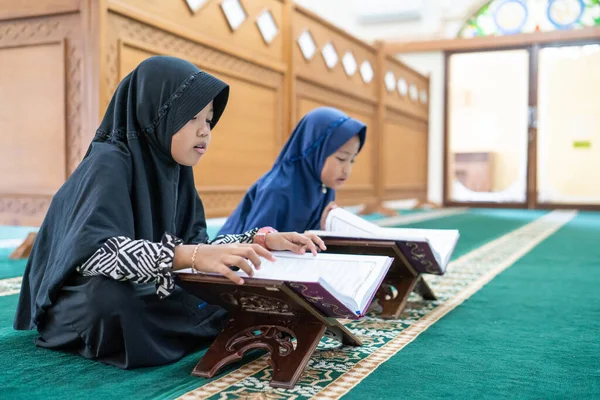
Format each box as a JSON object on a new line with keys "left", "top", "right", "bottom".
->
{"left": 14, "top": 56, "right": 324, "bottom": 369}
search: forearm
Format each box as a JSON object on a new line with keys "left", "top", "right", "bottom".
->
{"left": 172, "top": 244, "right": 195, "bottom": 271}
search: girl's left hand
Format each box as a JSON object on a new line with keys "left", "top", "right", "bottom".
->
{"left": 320, "top": 201, "right": 338, "bottom": 230}
{"left": 265, "top": 232, "right": 326, "bottom": 256}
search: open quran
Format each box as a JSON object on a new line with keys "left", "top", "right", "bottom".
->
{"left": 309, "top": 207, "right": 460, "bottom": 275}
{"left": 177, "top": 251, "right": 392, "bottom": 319}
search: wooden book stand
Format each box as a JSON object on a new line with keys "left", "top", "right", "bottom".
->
{"left": 415, "top": 200, "right": 440, "bottom": 209}
{"left": 9, "top": 232, "right": 37, "bottom": 260}
{"left": 176, "top": 274, "right": 362, "bottom": 389}
{"left": 321, "top": 238, "right": 437, "bottom": 319}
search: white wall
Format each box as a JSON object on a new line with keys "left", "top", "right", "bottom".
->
{"left": 396, "top": 52, "right": 445, "bottom": 205}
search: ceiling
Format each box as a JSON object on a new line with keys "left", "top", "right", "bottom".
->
{"left": 293, "top": 0, "right": 486, "bottom": 43}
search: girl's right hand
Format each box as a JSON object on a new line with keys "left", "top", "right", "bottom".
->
{"left": 173, "top": 243, "right": 275, "bottom": 285}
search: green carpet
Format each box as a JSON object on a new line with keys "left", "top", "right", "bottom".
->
{"left": 0, "top": 226, "right": 37, "bottom": 279}
{"left": 360, "top": 208, "right": 426, "bottom": 222}
{"left": 402, "top": 208, "right": 548, "bottom": 258}
{"left": 0, "top": 208, "right": 546, "bottom": 399}
{"left": 345, "top": 211, "right": 600, "bottom": 399}
{"left": 0, "top": 255, "right": 27, "bottom": 280}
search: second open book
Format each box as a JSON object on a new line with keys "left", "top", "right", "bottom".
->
{"left": 308, "top": 208, "right": 460, "bottom": 275}
{"left": 176, "top": 251, "right": 393, "bottom": 320}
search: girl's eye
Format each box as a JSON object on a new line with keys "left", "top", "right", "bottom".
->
{"left": 336, "top": 157, "right": 348, "bottom": 163}
{"left": 206, "top": 119, "right": 213, "bottom": 125}
{"left": 191, "top": 116, "right": 198, "bottom": 121}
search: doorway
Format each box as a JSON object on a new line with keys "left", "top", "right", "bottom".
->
{"left": 444, "top": 41, "right": 600, "bottom": 209}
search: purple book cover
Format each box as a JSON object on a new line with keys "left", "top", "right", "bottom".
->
{"left": 396, "top": 241, "right": 444, "bottom": 275}
{"left": 286, "top": 281, "right": 362, "bottom": 320}
{"left": 285, "top": 256, "right": 391, "bottom": 320}
{"left": 321, "top": 234, "right": 445, "bottom": 275}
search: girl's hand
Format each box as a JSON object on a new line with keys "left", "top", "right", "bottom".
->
{"left": 265, "top": 232, "right": 326, "bottom": 256}
{"left": 320, "top": 201, "right": 338, "bottom": 230}
{"left": 173, "top": 243, "right": 275, "bottom": 285}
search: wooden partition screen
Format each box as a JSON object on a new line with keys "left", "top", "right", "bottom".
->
{"left": 105, "top": 0, "right": 287, "bottom": 218}
{"left": 0, "top": 0, "right": 430, "bottom": 225}
{"left": 289, "top": 6, "right": 378, "bottom": 206}
{"left": 378, "top": 52, "right": 430, "bottom": 203}
{"left": 0, "top": 0, "right": 96, "bottom": 225}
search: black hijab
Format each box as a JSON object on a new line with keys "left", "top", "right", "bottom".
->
{"left": 14, "top": 56, "right": 229, "bottom": 330}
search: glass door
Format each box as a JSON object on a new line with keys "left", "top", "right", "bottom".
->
{"left": 446, "top": 49, "right": 531, "bottom": 206}
{"left": 536, "top": 43, "right": 600, "bottom": 207}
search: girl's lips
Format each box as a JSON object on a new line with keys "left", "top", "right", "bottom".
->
{"left": 193, "top": 143, "right": 207, "bottom": 154}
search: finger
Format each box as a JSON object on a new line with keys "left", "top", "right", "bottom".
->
{"left": 305, "top": 238, "right": 319, "bottom": 256}
{"left": 236, "top": 247, "right": 262, "bottom": 271}
{"left": 224, "top": 255, "right": 254, "bottom": 278}
{"left": 304, "top": 232, "right": 326, "bottom": 251}
{"left": 250, "top": 243, "right": 276, "bottom": 262}
{"left": 218, "top": 265, "right": 244, "bottom": 285}
{"left": 284, "top": 239, "right": 306, "bottom": 255}
{"left": 295, "top": 234, "right": 318, "bottom": 256}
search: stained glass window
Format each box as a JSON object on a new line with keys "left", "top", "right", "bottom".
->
{"left": 459, "top": 0, "right": 600, "bottom": 38}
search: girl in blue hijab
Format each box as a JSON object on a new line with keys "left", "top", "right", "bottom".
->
{"left": 218, "top": 107, "right": 367, "bottom": 235}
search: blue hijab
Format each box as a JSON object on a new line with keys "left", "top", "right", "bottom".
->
{"left": 218, "top": 107, "right": 366, "bottom": 235}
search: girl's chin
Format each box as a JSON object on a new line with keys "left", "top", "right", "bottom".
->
{"left": 325, "top": 181, "right": 345, "bottom": 190}
{"left": 176, "top": 154, "right": 202, "bottom": 167}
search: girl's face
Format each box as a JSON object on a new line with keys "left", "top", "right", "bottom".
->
{"left": 320, "top": 135, "right": 360, "bottom": 190}
{"left": 171, "top": 100, "right": 214, "bottom": 166}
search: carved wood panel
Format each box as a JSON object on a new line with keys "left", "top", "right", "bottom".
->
{"left": 106, "top": 12, "right": 285, "bottom": 217}
{"left": 292, "top": 8, "right": 377, "bottom": 104}
{"left": 0, "top": 12, "right": 85, "bottom": 225}
{"left": 383, "top": 110, "right": 428, "bottom": 201}
{"left": 109, "top": 0, "right": 285, "bottom": 64}
{"left": 199, "top": 190, "right": 246, "bottom": 218}
{"left": 383, "top": 56, "right": 429, "bottom": 122}
{"left": 105, "top": 12, "right": 282, "bottom": 113}
{"left": 0, "top": 41, "right": 66, "bottom": 194}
